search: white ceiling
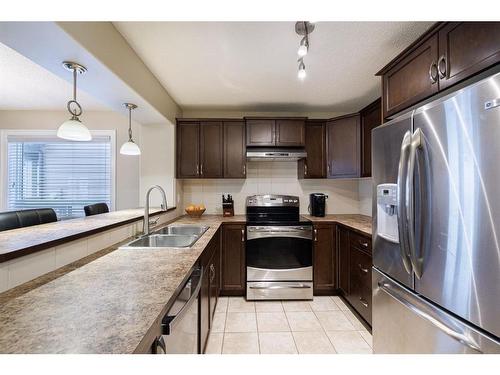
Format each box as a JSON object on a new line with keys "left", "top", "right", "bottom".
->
{"left": 0, "top": 42, "right": 107, "bottom": 111}
{"left": 114, "top": 22, "right": 434, "bottom": 113}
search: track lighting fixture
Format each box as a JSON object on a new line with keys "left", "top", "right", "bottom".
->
{"left": 298, "top": 59, "right": 306, "bottom": 80}
{"left": 295, "top": 21, "right": 315, "bottom": 80}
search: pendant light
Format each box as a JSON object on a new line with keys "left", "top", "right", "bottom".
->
{"left": 120, "top": 103, "right": 141, "bottom": 155}
{"left": 57, "top": 61, "right": 92, "bottom": 141}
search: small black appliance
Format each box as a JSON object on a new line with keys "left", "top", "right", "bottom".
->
{"left": 309, "top": 193, "right": 328, "bottom": 217}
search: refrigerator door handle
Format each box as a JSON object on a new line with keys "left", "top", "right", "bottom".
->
{"left": 378, "top": 281, "right": 482, "bottom": 352}
{"left": 396, "top": 129, "right": 413, "bottom": 274}
{"left": 407, "top": 127, "right": 424, "bottom": 278}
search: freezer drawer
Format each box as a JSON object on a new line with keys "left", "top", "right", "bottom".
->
{"left": 372, "top": 268, "right": 500, "bottom": 354}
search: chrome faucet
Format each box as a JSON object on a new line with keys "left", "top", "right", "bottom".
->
{"left": 144, "top": 185, "right": 168, "bottom": 235}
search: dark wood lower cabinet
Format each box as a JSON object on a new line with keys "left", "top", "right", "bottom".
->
{"left": 313, "top": 224, "right": 336, "bottom": 294}
{"left": 199, "top": 266, "right": 210, "bottom": 353}
{"left": 337, "top": 226, "right": 350, "bottom": 295}
{"left": 199, "top": 228, "right": 221, "bottom": 353}
{"left": 337, "top": 226, "right": 372, "bottom": 326}
{"left": 221, "top": 224, "right": 246, "bottom": 296}
{"left": 346, "top": 246, "right": 372, "bottom": 325}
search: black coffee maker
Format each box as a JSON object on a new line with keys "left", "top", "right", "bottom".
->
{"left": 309, "top": 193, "right": 328, "bottom": 217}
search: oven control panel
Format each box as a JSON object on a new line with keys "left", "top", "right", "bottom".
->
{"left": 246, "top": 194, "right": 299, "bottom": 207}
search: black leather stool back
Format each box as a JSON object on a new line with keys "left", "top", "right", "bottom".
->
{"left": 0, "top": 208, "right": 57, "bottom": 232}
{"left": 84, "top": 203, "right": 109, "bottom": 217}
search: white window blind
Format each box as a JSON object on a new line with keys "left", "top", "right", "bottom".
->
{"left": 6, "top": 134, "right": 112, "bottom": 220}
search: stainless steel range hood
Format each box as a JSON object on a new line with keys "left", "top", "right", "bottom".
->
{"left": 246, "top": 148, "right": 307, "bottom": 161}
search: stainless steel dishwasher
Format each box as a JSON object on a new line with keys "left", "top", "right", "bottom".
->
{"left": 155, "top": 267, "right": 201, "bottom": 354}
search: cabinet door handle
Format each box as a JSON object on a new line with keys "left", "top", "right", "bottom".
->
{"left": 438, "top": 55, "right": 447, "bottom": 79}
{"left": 429, "top": 61, "right": 438, "bottom": 83}
{"left": 200, "top": 163, "right": 204, "bottom": 176}
{"left": 243, "top": 164, "right": 246, "bottom": 176}
{"left": 241, "top": 229, "right": 245, "bottom": 242}
{"left": 359, "top": 241, "right": 369, "bottom": 248}
{"left": 304, "top": 163, "right": 308, "bottom": 176}
{"left": 359, "top": 297, "right": 369, "bottom": 308}
{"left": 358, "top": 264, "right": 369, "bottom": 274}
{"left": 210, "top": 264, "right": 215, "bottom": 282}
{"left": 313, "top": 229, "right": 318, "bottom": 242}
{"left": 196, "top": 164, "right": 199, "bottom": 175}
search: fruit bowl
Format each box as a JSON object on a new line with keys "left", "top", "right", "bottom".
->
{"left": 185, "top": 205, "right": 206, "bottom": 218}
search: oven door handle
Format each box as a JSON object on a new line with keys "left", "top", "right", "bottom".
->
{"left": 249, "top": 284, "right": 312, "bottom": 290}
{"left": 246, "top": 226, "right": 313, "bottom": 240}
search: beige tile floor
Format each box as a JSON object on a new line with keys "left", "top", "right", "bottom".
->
{"left": 205, "top": 296, "right": 372, "bottom": 354}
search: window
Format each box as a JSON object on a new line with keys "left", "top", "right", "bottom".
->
{"left": 1, "top": 130, "right": 115, "bottom": 220}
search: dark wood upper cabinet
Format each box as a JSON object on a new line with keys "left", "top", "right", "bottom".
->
{"left": 246, "top": 119, "right": 275, "bottom": 146}
{"left": 221, "top": 224, "right": 246, "bottom": 296}
{"left": 313, "top": 224, "right": 336, "bottom": 295}
{"left": 298, "top": 120, "right": 326, "bottom": 179}
{"left": 224, "top": 121, "right": 246, "bottom": 178}
{"left": 246, "top": 118, "right": 305, "bottom": 147}
{"left": 176, "top": 122, "right": 200, "bottom": 178}
{"left": 360, "top": 99, "right": 382, "bottom": 177}
{"left": 326, "top": 114, "right": 360, "bottom": 178}
{"left": 381, "top": 34, "right": 439, "bottom": 119}
{"left": 275, "top": 119, "right": 305, "bottom": 147}
{"left": 379, "top": 22, "right": 500, "bottom": 120}
{"left": 200, "top": 121, "right": 223, "bottom": 178}
{"left": 438, "top": 22, "right": 500, "bottom": 90}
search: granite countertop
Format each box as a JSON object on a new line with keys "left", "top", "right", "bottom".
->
{"left": 0, "top": 207, "right": 173, "bottom": 262}
{"left": 0, "top": 213, "right": 369, "bottom": 354}
{"left": 301, "top": 214, "right": 372, "bottom": 236}
{"left": 0, "top": 214, "right": 245, "bottom": 354}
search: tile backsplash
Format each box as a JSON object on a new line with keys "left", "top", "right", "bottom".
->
{"left": 182, "top": 162, "right": 372, "bottom": 215}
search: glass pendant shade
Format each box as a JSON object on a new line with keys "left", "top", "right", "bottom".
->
{"left": 120, "top": 103, "right": 140, "bottom": 156}
{"left": 57, "top": 116, "right": 92, "bottom": 141}
{"left": 120, "top": 140, "right": 141, "bottom": 155}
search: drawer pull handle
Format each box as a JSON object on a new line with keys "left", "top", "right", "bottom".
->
{"left": 359, "top": 241, "right": 369, "bottom": 248}
{"left": 358, "top": 264, "right": 369, "bottom": 274}
{"left": 359, "top": 297, "right": 369, "bottom": 308}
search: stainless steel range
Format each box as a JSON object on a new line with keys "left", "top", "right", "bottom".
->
{"left": 245, "top": 194, "right": 313, "bottom": 300}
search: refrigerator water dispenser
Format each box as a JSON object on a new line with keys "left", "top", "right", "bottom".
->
{"left": 376, "top": 183, "right": 399, "bottom": 243}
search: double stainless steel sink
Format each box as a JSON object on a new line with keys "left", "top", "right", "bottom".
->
{"left": 121, "top": 225, "right": 209, "bottom": 249}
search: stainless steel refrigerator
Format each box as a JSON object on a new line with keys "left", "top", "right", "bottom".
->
{"left": 372, "top": 69, "right": 500, "bottom": 354}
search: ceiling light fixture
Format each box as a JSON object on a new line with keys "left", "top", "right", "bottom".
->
{"left": 120, "top": 103, "right": 141, "bottom": 156}
{"left": 57, "top": 61, "right": 92, "bottom": 141}
{"left": 295, "top": 21, "right": 315, "bottom": 80}
{"left": 298, "top": 59, "right": 306, "bottom": 80}
{"left": 298, "top": 36, "right": 308, "bottom": 57}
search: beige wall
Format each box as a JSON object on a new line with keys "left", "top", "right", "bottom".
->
{"left": 0, "top": 110, "right": 141, "bottom": 210}
{"left": 182, "top": 161, "right": 361, "bottom": 215}
{"left": 358, "top": 178, "right": 373, "bottom": 216}
{"left": 139, "top": 121, "right": 183, "bottom": 210}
